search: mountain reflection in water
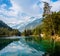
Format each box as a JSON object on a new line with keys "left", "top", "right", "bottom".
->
{"left": 0, "top": 36, "right": 44, "bottom": 56}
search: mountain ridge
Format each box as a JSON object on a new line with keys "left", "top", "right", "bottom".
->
{"left": 12, "top": 18, "right": 42, "bottom": 32}
{"left": 0, "top": 20, "right": 12, "bottom": 30}
{"left": 0, "top": 20, "right": 21, "bottom": 37}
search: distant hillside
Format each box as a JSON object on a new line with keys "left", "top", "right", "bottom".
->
{"left": 0, "top": 20, "right": 21, "bottom": 37}
{"left": 0, "top": 20, "right": 12, "bottom": 30}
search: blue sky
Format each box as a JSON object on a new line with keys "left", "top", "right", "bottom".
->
{"left": 0, "top": 0, "right": 60, "bottom": 27}
{"left": 51, "top": 0, "right": 58, "bottom": 2}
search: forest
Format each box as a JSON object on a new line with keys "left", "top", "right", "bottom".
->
{"left": 0, "top": 20, "right": 21, "bottom": 37}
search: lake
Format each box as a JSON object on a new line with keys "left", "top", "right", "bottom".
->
{"left": 0, "top": 36, "right": 44, "bottom": 56}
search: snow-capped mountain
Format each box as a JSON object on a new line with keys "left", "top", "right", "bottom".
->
{"left": 11, "top": 17, "right": 42, "bottom": 32}
{"left": 25, "top": 18, "right": 42, "bottom": 29}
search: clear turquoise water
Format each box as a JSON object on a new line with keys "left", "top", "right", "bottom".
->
{"left": 0, "top": 36, "right": 44, "bottom": 56}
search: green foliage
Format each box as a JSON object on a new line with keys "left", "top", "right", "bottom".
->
{"left": 22, "top": 29, "right": 32, "bottom": 36}
{"left": 0, "top": 28, "right": 21, "bottom": 37}
{"left": 54, "top": 41, "right": 60, "bottom": 56}
{"left": 41, "top": 39, "right": 60, "bottom": 56}
{"left": 42, "top": 11, "right": 60, "bottom": 36}
{"left": 32, "top": 26, "right": 41, "bottom": 35}
{"left": 22, "top": 25, "right": 42, "bottom": 36}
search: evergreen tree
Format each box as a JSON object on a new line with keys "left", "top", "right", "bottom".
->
{"left": 43, "top": 2, "right": 52, "bottom": 17}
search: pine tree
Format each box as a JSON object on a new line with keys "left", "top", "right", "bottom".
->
{"left": 43, "top": 2, "right": 52, "bottom": 17}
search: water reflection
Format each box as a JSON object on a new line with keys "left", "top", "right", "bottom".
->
{"left": 0, "top": 36, "right": 44, "bottom": 56}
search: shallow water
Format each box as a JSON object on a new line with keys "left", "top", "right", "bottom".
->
{"left": 0, "top": 36, "right": 44, "bottom": 56}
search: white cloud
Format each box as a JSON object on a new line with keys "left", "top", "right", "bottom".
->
{"left": 0, "top": 0, "right": 60, "bottom": 29}
{"left": 0, "top": 4, "right": 7, "bottom": 9}
{"left": 0, "top": 0, "right": 23, "bottom": 17}
{"left": 0, "top": 0, "right": 42, "bottom": 27}
{"left": 10, "top": 0, "right": 23, "bottom": 16}
{"left": 51, "top": 0, "right": 60, "bottom": 12}
{"left": 40, "top": 0, "right": 51, "bottom": 3}
{"left": 11, "top": 0, "right": 42, "bottom": 16}
{"left": 39, "top": 0, "right": 60, "bottom": 12}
